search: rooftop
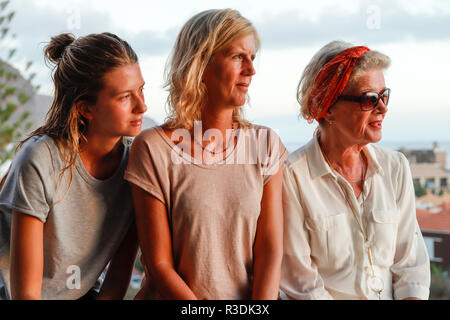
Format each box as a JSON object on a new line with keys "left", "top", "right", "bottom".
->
{"left": 410, "top": 163, "right": 450, "bottom": 178}
{"left": 417, "top": 207, "right": 450, "bottom": 232}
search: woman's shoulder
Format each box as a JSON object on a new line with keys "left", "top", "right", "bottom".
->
{"left": 130, "top": 124, "right": 178, "bottom": 158}
{"left": 284, "top": 139, "right": 314, "bottom": 170}
{"left": 244, "top": 123, "right": 285, "bottom": 147}
{"left": 15, "top": 135, "right": 58, "bottom": 165}
{"left": 245, "top": 123, "right": 277, "bottom": 135}
{"left": 367, "top": 143, "right": 408, "bottom": 169}
{"left": 134, "top": 125, "right": 163, "bottom": 140}
{"left": 132, "top": 125, "right": 167, "bottom": 147}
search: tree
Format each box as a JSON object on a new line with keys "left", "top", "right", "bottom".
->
{"left": 0, "top": 0, "right": 36, "bottom": 166}
{"left": 414, "top": 180, "right": 427, "bottom": 198}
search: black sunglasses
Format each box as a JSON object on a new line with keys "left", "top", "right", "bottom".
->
{"left": 339, "top": 88, "right": 390, "bottom": 111}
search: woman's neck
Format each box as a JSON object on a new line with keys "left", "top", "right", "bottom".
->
{"left": 79, "top": 133, "right": 123, "bottom": 179}
{"left": 200, "top": 108, "right": 235, "bottom": 135}
{"left": 318, "top": 128, "right": 366, "bottom": 176}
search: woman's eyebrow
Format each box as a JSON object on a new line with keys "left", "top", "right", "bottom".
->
{"left": 111, "top": 82, "right": 146, "bottom": 96}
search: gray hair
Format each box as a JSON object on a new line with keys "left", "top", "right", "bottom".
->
{"left": 297, "top": 40, "right": 391, "bottom": 122}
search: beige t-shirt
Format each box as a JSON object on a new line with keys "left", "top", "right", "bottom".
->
{"left": 125, "top": 124, "right": 287, "bottom": 299}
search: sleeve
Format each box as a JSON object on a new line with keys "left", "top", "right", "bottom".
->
{"left": 124, "top": 133, "right": 167, "bottom": 205}
{"left": 280, "top": 165, "right": 333, "bottom": 300}
{"left": 390, "top": 152, "right": 430, "bottom": 300}
{"left": 0, "top": 140, "right": 52, "bottom": 223}
{"left": 261, "top": 128, "right": 289, "bottom": 185}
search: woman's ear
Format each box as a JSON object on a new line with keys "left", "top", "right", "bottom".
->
{"left": 76, "top": 101, "right": 94, "bottom": 120}
{"left": 323, "top": 107, "right": 336, "bottom": 125}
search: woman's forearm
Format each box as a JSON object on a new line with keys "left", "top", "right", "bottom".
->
{"left": 97, "top": 222, "right": 139, "bottom": 300}
{"left": 252, "top": 166, "right": 284, "bottom": 300}
{"left": 147, "top": 262, "right": 198, "bottom": 300}
{"left": 10, "top": 211, "right": 44, "bottom": 300}
{"left": 252, "top": 250, "right": 283, "bottom": 300}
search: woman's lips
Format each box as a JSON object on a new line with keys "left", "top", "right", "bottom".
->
{"left": 236, "top": 83, "right": 250, "bottom": 91}
{"left": 130, "top": 119, "right": 143, "bottom": 126}
{"left": 368, "top": 120, "right": 382, "bottom": 129}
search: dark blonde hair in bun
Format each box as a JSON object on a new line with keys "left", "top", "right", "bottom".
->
{"left": 44, "top": 33, "right": 75, "bottom": 63}
{"left": 19, "top": 32, "right": 138, "bottom": 194}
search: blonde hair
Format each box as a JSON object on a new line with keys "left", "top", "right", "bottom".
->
{"left": 164, "top": 8, "right": 260, "bottom": 130}
{"left": 297, "top": 40, "right": 391, "bottom": 122}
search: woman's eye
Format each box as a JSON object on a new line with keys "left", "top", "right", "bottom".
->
{"left": 121, "top": 94, "right": 130, "bottom": 100}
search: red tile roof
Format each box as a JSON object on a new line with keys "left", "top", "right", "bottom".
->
{"left": 416, "top": 207, "right": 450, "bottom": 232}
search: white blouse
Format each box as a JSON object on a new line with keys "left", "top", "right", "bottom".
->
{"left": 280, "top": 135, "right": 430, "bottom": 300}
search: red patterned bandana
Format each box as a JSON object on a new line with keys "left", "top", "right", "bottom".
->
{"left": 307, "top": 46, "right": 371, "bottom": 123}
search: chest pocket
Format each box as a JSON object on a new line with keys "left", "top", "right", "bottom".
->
{"left": 370, "top": 209, "right": 399, "bottom": 267}
{"left": 306, "top": 213, "right": 353, "bottom": 271}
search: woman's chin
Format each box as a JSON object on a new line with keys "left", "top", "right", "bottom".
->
{"left": 368, "top": 132, "right": 382, "bottom": 144}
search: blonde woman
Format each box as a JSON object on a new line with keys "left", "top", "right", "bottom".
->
{"left": 280, "top": 41, "right": 430, "bottom": 300}
{"left": 125, "top": 9, "right": 287, "bottom": 299}
{"left": 0, "top": 33, "right": 146, "bottom": 299}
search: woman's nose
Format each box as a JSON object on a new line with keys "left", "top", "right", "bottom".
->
{"left": 376, "top": 98, "right": 388, "bottom": 114}
{"left": 134, "top": 94, "right": 147, "bottom": 114}
{"left": 244, "top": 58, "right": 255, "bottom": 76}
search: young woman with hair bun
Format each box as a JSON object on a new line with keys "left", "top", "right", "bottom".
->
{"left": 0, "top": 32, "right": 147, "bottom": 300}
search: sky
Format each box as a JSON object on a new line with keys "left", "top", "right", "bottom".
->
{"left": 4, "top": 0, "right": 450, "bottom": 145}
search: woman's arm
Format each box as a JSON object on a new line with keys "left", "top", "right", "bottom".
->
{"left": 391, "top": 154, "right": 430, "bottom": 300}
{"left": 280, "top": 166, "right": 333, "bottom": 300}
{"left": 252, "top": 165, "right": 284, "bottom": 300}
{"left": 131, "top": 184, "right": 197, "bottom": 300}
{"left": 97, "top": 221, "right": 139, "bottom": 300}
{"left": 10, "top": 211, "right": 44, "bottom": 300}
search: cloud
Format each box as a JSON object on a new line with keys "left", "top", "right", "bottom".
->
{"left": 253, "top": 2, "right": 450, "bottom": 50}
{"left": 6, "top": 0, "right": 450, "bottom": 63}
{"left": 7, "top": 0, "right": 174, "bottom": 64}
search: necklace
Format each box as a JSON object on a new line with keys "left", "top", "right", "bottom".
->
{"left": 322, "top": 148, "right": 366, "bottom": 184}
{"left": 193, "top": 122, "right": 237, "bottom": 155}
{"left": 321, "top": 143, "right": 384, "bottom": 299}
{"left": 359, "top": 161, "right": 384, "bottom": 299}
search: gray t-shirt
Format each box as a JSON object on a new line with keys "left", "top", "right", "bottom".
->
{"left": 0, "top": 135, "right": 134, "bottom": 300}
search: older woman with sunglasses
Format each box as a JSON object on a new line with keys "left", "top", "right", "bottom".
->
{"left": 280, "top": 41, "right": 430, "bottom": 300}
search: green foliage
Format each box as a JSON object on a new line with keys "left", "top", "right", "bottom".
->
{"left": 429, "top": 263, "right": 450, "bottom": 300}
{"left": 0, "top": 0, "right": 36, "bottom": 166}
{"left": 414, "top": 181, "right": 427, "bottom": 198}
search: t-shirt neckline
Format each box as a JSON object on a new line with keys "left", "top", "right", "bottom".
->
{"left": 155, "top": 125, "right": 245, "bottom": 168}
{"left": 75, "top": 142, "right": 128, "bottom": 187}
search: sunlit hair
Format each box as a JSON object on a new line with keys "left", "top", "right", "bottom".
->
{"left": 297, "top": 40, "right": 391, "bottom": 123}
{"left": 164, "top": 8, "right": 260, "bottom": 130}
{"left": 0, "top": 32, "right": 138, "bottom": 192}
